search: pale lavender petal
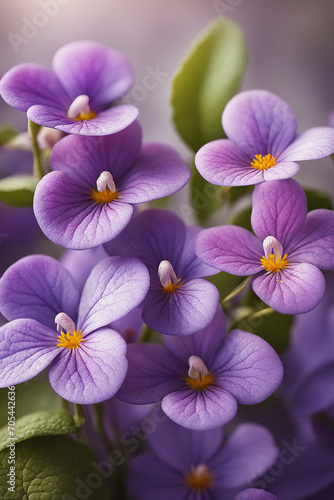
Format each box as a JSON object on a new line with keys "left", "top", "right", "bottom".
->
{"left": 0, "top": 255, "right": 80, "bottom": 329}
{"left": 236, "top": 489, "right": 280, "bottom": 500}
{"left": 223, "top": 90, "right": 297, "bottom": 158}
{"left": 119, "top": 143, "right": 190, "bottom": 203}
{"left": 215, "top": 330, "right": 283, "bottom": 404}
{"left": 0, "top": 319, "right": 59, "bottom": 387}
{"left": 104, "top": 209, "right": 186, "bottom": 278}
{"left": 77, "top": 257, "right": 150, "bottom": 333}
{"left": 211, "top": 424, "right": 278, "bottom": 488}
{"left": 116, "top": 344, "right": 183, "bottom": 404}
{"left": 162, "top": 387, "right": 238, "bottom": 430}
{"left": 252, "top": 264, "right": 326, "bottom": 314}
{"left": 52, "top": 41, "right": 135, "bottom": 110}
{"left": 165, "top": 307, "right": 226, "bottom": 367}
{"left": 33, "top": 171, "right": 134, "bottom": 249}
{"left": 0, "top": 63, "right": 69, "bottom": 111}
{"left": 110, "top": 307, "right": 143, "bottom": 344}
{"left": 61, "top": 246, "right": 108, "bottom": 293}
{"left": 148, "top": 417, "right": 223, "bottom": 471}
{"left": 128, "top": 453, "right": 185, "bottom": 500}
{"left": 28, "top": 103, "right": 138, "bottom": 136}
{"left": 251, "top": 179, "right": 307, "bottom": 249}
{"left": 195, "top": 226, "right": 263, "bottom": 275}
{"left": 288, "top": 210, "right": 334, "bottom": 269}
{"left": 178, "top": 226, "right": 220, "bottom": 280}
{"left": 50, "top": 121, "right": 142, "bottom": 185}
{"left": 141, "top": 279, "right": 220, "bottom": 336}
{"left": 49, "top": 328, "right": 127, "bottom": 404}
{"left": 279, "top": 127, "right": 334, "bottom": 161}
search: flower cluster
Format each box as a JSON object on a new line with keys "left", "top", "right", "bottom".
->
{"left": 0, "top": 34, "right": 334, "bottom": 500}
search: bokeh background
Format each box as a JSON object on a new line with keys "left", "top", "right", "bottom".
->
{"left": 1, "top": 0, "right": 334, "bottom": 188}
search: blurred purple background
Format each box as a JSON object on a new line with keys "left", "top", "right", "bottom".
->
{"left": 0, "top": 0, "right": 333, "bottom": 191}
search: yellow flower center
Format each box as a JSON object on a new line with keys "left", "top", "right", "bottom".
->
{"left": 185, "top": 465, "right": 214, "bottom": 491}
{"left": 185, "top": 372, "right": 215, "bottom": 391}
{"left": 90, "top": 187, "right": 119, "bottom": 204}
{"left": 251, "top": 153, "right": 276, "bottom": 170}
{"left": 162, "top": 278, "right": 184, "bottom": 294}
{"left": 73, "top": 110, "right": 97, "bottom": 121}
{"left": 57, "top": 330, "right": 85, "bottom": 349}
{"left": 260, "top": 253, "right": 290, "bottom": 273}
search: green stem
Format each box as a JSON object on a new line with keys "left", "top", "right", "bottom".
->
{"left": 221, "top": 276, "right": 252, "bottom": 308}
{"left": 139, "top": 323, "right": 151, "bottom": 343}
{"left": 61, "top": 397, "right": 70, "bottom": 411}
{"left": 74, "top": 404, "right": 85, "bottom": 442}
{"left": 28, "top": 119, "right": 43, "bottom": 180}
{"left": 228, "top": 306, "right": 274, "bottom": 331}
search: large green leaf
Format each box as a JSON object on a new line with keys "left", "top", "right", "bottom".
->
{"left": 171, "top": 18, "right": 248, "bottom": 152}
{"left": 0, "top": 436, "right": 111, "bottom": 499}
{"left": 0, "top": 410, "right": 84, "bottom": 452}
{"left": 0, "top": 175, "right": 38, "bottom": 207}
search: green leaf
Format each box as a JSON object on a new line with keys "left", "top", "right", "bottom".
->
{"left": 0, "top": 175, "right": 38, "bottom": 207}
{"left": 0, "top": 409, "right": 84, "bottom": 452}
{"left": 171, "top": 18, "right": 248, "bottom": 152}
{"left": 304, "top": 188, "right": 332, "bottom": 211}
{"left": 0, "top": 436, "right": 111, "bottom": 499}
{"left": 190, "top": 165, "right": 223, "bottom": 224}
{"left": 0, "top": 124, "right": 18, "bottom": 146}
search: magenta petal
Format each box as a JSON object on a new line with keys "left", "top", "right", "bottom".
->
{"left": 279, "top": 127, "right": 334, "bottom": 161}
{"left": 252, "top": 264, "right": 326, "bottom": 314}
{"left": 128, "top": 453, "right": 185, "bottom": 500}
{"left": 0, "top": 63, "right": 69, "bottom": 112}
{"left": 116, "top": 344, "right": 183, "bottom": 404}
{"left": 78, "top": 257, "right": 150, "bottom": 333}
{"left": 0, "top": 255, "right": 80, "bottom": 330}
{"left": 52, "top": 41, "right": 135, "bottom": 109}
{"left": 120, "top": 142, "right": 190, "bottom": 203}
{"left": 251, "top": 179, "right": 307, "bottom": 249}
{"left": 141, "top": 279, "right": 220, "bottom": 336}
{"left": 0, "top": 319, "right": 59, "bottom": 387}
{"left": 162, "top": 387, "right": 238, "bottom": 430}
{"left": 211, "top": 423, "right": 278, "bottom": 488}
{"left": 288, "top": 209, "right": 334, "bottom": 269}
{"left": 28, "top": 103, "right": 139, "bottom": 136}
{"left": 33, "top": 171, "right": 134, "bottom": 249}
{"left": 49, "top": 328, "right": 127, "bottom": 404}
{"left": 223, "top": 90, "right": 297, "bottom": 158}
{"left": 216, "top": 330, "right": 283, "bottom": 404}
{"left": 148, "top": 417, "right": 223, "bottom": 471}
{"left": 195, "top": 225, "right": 263, "bottom": 275}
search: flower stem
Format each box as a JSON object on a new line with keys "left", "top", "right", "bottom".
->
{"left": 221, "top": 276, "right": 252, "bottom": 308}
{"left": 28, "top": 119, "right": 43, "bottom": 180}
{"left": 139, "top": 323, "right": 152, "bottom": 343}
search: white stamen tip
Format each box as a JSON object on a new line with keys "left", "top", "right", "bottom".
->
{"left": 188, "top": 355, "right": 209, "bottom": 379}
{"left": 158, "top": 260, "right": 178, "bottom": 287}
{"left": 55, "top": 313, "right": 75, "bottom": 334}
{"left": 262, "top": 236, "right": 283, "bottom": 260}
{"left": 67, "top": 94, "right": 91, "bottom": 119}
{"left": 96, "top": 171, "right": 116, "bottom": 192}
{"left": 194, "top": 464, "right": 210, "bottom": 479}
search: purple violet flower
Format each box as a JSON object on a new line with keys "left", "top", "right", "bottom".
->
{"left": 128, "top": 418, "right": 278, "bottom": 500}
{"left": 0, "top": 254, "right": 150, "bottom": 404}
{"left": 0, "top": 41, "right": 138, "bottom": 136}
{"left": 105, "top": 208, "right": 220, "bottom": 336}
{"left": 117, "top": 307, "right": 283, "bottom": 430}
{"left": 195, "top": 90, "right": 334, "bottom": 186}
{"left": 33, "top": 121, "right": 190, "bottom": 249}
{"left": 196, "top": 179, "right": 334, "bottom": 314}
